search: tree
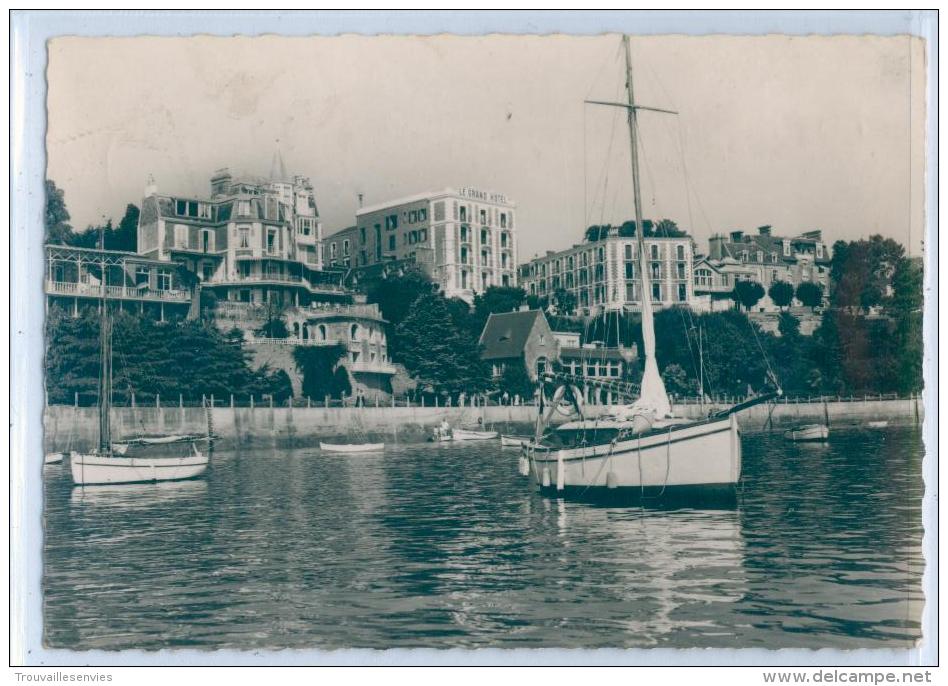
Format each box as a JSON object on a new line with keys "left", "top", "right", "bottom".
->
{"left": 551, "top": 287, "right": 576, "bottom": 316}
{"left": 365, "top": 266, "right": 434, "bottom": 329}
{"left": 395, "top": 293, "right": 489, "bottom": 396}
{"left": 661, "top": 363, "right": 697, "bottom": 397}
{"left": 768, "top": 280, "right": 795, "bottom": 310}
{"left": 796, "top": 281, "right": 824, "bottom": 310}
{"left": 293, "top": 344, "right": 349, "bottom": 400}
{"left": 495, "top": 361, "right": 534, "bottom": 399}
{"left": 732, "top": 280, "right": 765, "bottom": 311}
{"left": 45, "top": 179, "right": 73, "bottom": 245}
{"left": 112, "top": 204, "right": 140, "bottom": 252}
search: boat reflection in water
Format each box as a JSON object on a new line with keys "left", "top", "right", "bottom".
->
{"left": 69, "top": 478, "right": 208, "bottom": 509}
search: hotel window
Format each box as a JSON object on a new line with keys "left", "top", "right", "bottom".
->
{"left": 409, "top": 211, "right": 417, "bottom": 223}
{"left": 501, "top": 232, "right": 508, "bottom": 249}
{"left": 174, "top": 224, "right": 188, "bottom": 248}
{"left": 678, "top": 284, "right": 687, "bottom": 302}
{"left": 816, "top": 243, "right": 824, "bottom": 258}
{"left": 419, "top": 208, "right": 427, "bottom": 222}
{"left": 201, "top": 230, "right": 214, "bottom": 253}
{"left": 156, "top": 269, "right": 171, "bottom": 291}
{"left": 175, "top": 200, "right": 186, "bottom": 215}
{"left": 481, "top": 228, "right": 489, "bottom": 244}
{"left": 650, "top": 244, "right": 659, "bottom": 260}
{"left": 386, "top": 214, "right": 399, "bottom": 230}
{"left": 783, "top": 240, "right": 791, "bottom": 256}
{"left": 202, "top": 263, "right": 214, "bottom": 282}
{"left": 460, "top": 226, "right": 469, "bottom": 243}
{"left": 343, "top": 239, "right": 350, "bottom": 256}
{"left": 459, "top": 206, "right": 467, "bottom": 222}
{"left": 480, "top": 209, "right": 487, "bottom": 225}
{"left": 482, "top": 272, "right": 489, "bottom": 289}
{"left": 652, "top": 283, "right": 661, "bottom": 301}
{"left": 238, "top": 200, "right": 251, "bottom": 216}
{"left": 359, "top": 227, "right": 366, "bottom": 243}
{"left": 388, "top": 235, "right": 396, "bottom": 251}
{"left": 267, "top": 229, "right": 278, "bottom": 254}
{"left": 677, "top": 263, "right": 685, "bottom": 280}
{"left": 594, "top": 264, "right": 604, "bottom": 281}
{"left": 500, "top": 213, "right": 507, "bottom": 228}
{"left": 501, "top": 253, "right": 508, "bottom": 268}
{"left": 771, "top": 252, "right": 778, "bottom": 263}
{"left": 651, "top": 263, "right": 661, "bottom": 279}
{"left": 502, "top": 274, "right": 510, "bottom": 286}
{"left": 135, "top": 266, "right": 150, "bottom": 287}
{"left": 330, "top": 242, "right": 338, "bottom": 259}
{"left": 198, "top": 203, "right": 212, "bottom": 219}
{"left": 625, "top": 244, "right": 633, "bottom": 260}
{"left": 360, "top": 250, "right": 367, "bottom": 266}
{"left": 757, "top": 250, "right": 764, "bottom": 262}
{"left": 741, "top": 250, "right": 748, "bottom": 262}
{"left": 481, "top": 249, "right": 488, "bottom": 265}
{"left": 565, "top": 272, "right": 573, "bottom": 288}
{"left": 238, "top": 226, "right": 250, "bottom": 248}
{"left": 567, "top": 255, "right": 574, "bottom": 270}
{"left": 598, "top": 247, "right": 605, "bottom": 262}
{"left": 625, "top": 262, "right": 635, "bottom": 279}
{"left": 676, "top": 245, "right": 685, "bottom": 260}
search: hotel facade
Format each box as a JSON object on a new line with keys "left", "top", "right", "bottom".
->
{"left": 325, "top": 187, "right": 518, "bottom": 302}
{"left": 518, "top": 226, "right": 697, "bottom": 315}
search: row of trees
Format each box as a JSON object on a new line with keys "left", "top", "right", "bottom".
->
{"left": 45, "top": 305, "right": 292, "bottom": 405}
{"left": 732, "top": 279, "right": 824, "bottom": 312}
{"left": 46, "top": 179, "right": 139, "bottom": 252}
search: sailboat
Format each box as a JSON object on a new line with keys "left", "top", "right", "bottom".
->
{"left": 526, "top": 35, "right": 778, "bottom": 498}
{"left": 69, "top": 242, "right": 210, "bottom": 486}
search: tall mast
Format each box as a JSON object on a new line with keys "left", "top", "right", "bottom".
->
{"left": 621, "top": 34, "right": 670, "bottom": 417}
{"left": 98, "top": 227, "right": 112, "bottom": 453}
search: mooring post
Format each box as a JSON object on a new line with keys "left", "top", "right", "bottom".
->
{"left": 324, "top": 395, "right": 329, "bottom": 408}
{"left": 230, "top": 394, "right": 234, "bottom": 408}
{"left": 307, "top": 396, "right": 311, "bottom": 408}
{"left": 179, "top": 393, "right": 183, "bottom": 408}
{"left": 269, "top": 395, "right": 273, "bottom": 409}
{"left": 156, "top": 393, "right": 160, "bottom": 408}
{"left": 131, "top": 393, "right": 136, "bottom": 409}
{"left": 250, "top": 395, "right": 254, "bottom": 409}
{"left": 210, "top": 394, "right": 215, "bottom": 409}
{"left": 74, "top": 391, "right": 78, "bottom": 407}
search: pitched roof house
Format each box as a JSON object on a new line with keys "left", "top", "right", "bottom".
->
{"left": 478, "top": 309, "right": 558, "bottom": 381}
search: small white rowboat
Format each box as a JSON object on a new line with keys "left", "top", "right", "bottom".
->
{"left": 784, "top": 424, "right": 829, "bottom": 442}
{"left": 866, "top": 420, "right": 889, "bottom": 429}
{"left": 44, "top": 452, "right": 65, "bottom": 465}
{"left": 451, "top": 429, "right": 499, "bottom": 441}
{"left": 501, "top": 435, "right": 536, "bottom": 448}
{"left": 320, "top": 442, "right": 385, "bottom": 453}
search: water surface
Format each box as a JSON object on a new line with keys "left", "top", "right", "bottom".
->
{"left": 43, "top": 426, "right": 925, "bottom": 650}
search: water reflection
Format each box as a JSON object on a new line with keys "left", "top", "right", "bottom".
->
{"left": 42, "top": 427, "right": 923, "bottom": 650}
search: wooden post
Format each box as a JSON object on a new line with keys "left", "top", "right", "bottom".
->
{"left": 269, "top": 395, "right": 273, "bottom": 408}
{"left": 156, "top": 393, "right": 160, "bottom": 408}
{"left": 435, "top": 396, "right": 439, "bottom": 408}
{"left": 131, "top": 393, "right": 136, "bottom": 408}
{"left": 324, "top": 395, "right": 330, "bottom": 407}
{"left": 421, "top": 396, "right": 425, "bottom": 408}
{"left": 307, "top": 396, "right": 311, "bottom": 408}
{"left": 179, "top": 393, "right": 183, "bottom": 408}
{"left": 392, "top": 395, "right": 396, "bottom": 408}
{"left": 210, "top": 394, "right": 215, "bottom": 408}
{"left": 230, "top": 394, "right": 234, "bottom": 408}
{"left": 375, "top": 393, "right": 379, "bottom": 408}
{"left": 74, "top": 391, "right": 79, "bottom": 407}
{"left": 250, "top": 395, "right": 254, "bottom": 409}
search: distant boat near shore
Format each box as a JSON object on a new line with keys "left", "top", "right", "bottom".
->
{"left": 320, "top": 442, "right": 384, "bottom": 453}
{"left": 866, "top": 420, "right": 889, "bottom": 429}
{"left": 784, "top": 424, "right": 829, "bottom": 442}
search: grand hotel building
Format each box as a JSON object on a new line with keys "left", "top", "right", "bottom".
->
{"left": 518, "top": 226, "right": 696, "bottom": 315}
{"left": 325, "top": 187, "right": 518, "bottom": 302}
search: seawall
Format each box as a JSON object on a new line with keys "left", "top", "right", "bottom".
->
{"left": 44, "top": 397, "right": 922, "bottom": 450}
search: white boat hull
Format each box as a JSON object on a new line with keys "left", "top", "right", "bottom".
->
{"left": 70, "top": 450, "right": 209, "bottom": 485}
{"left": 44, "top": 452, "right": 64, "bottom": 465}
{"left": 866, "top": 421, "right": 889, "bottom": 429}
{"left": 501, "top": 434, "right": 534, "bottom": 447}
{"left": 784, "top": 424, "right": 829, "bottom": 442}
{"left": 319, "top": 442, "right": 384, "bottom": 453}
{"left": 451, "top": 429, "right": 499, "bottom": 441}
{"left": 530, "top": 414, "right": 740, "bottom": 494}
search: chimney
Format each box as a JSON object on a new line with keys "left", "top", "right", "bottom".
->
{"left": 730, "top": 230, "right": 744, "bottom": 243}
{"left": 709, "top": 234, "right": 726, "bottom": 259}
{"left": 758, "top": 225, "right": 772, "bottom": 237}
{"left": 144, "top": 174, "right": 157, "bottom": 198}
{"left": 357, "top": 193, "right": 364, "bottom": 209}
{"left": 210, "top": 168, "right": 232, "bottom": 198}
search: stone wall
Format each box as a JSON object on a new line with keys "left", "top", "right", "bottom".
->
{"left": 44, "top": 397, "right": 923, "bottom": 451}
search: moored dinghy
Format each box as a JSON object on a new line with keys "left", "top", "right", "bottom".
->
{"left": 320, "top": 442, "right": 385, "bottom": 453}
{"left": 784, "top": 424, "right": 829, "bottom": 442}
{"left": 451, "top": 428, "right": 499, "bottom": 441}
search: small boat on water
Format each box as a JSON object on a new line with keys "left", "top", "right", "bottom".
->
{"left": 501, "top": 434, "right": 534, "bottom": 447}
{"left": 319, "top": 442, "right": 385, "bottom": 453}
{"left": 866, "top": 420, "right": 889, "bottom": 429}
{"left": 44, "top": 452, "right": 65, "bottom": 465}
{"left": 784, "top": 424, "right": 829, "bottom": 442}
{"left": 450, "top": 429, "right": 499, "bottom": 441}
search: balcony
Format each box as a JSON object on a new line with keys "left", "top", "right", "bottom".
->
{"left": 45, "top": 280, "right": 190, "bottom": 302}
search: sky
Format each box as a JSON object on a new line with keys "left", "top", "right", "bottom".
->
{"left": 46, "top": 34, "right": 926, "bottom": 258}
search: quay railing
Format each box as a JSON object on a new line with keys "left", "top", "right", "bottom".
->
{"left": 48, "top": 391, "right": 921, "bottom": 411}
